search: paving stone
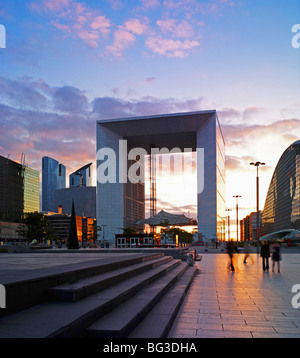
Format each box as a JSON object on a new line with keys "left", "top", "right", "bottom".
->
{"left": 168, "top": 251, "right": 300, "bottom": 339}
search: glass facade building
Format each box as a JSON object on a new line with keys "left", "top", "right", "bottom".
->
{"left": 0, "top": 155, "right": 24, "bottom": 221}
{"left": 23, "top": 167, "right": 40, "bottom": 214}
{"left": 69, "top": 163, "right": 92, "bottom": 187}
{"left": 53, "top": 186, "right": 96, "bottom": 219}
{"left": 42, "top": 156, "right": 66, "bottom": 212}
{"left": 261, "top": 140, "right": 300, "bottom": 235}
{"left": 0, "top": 155, "right": 39, "bottom": 221}
{"left": 97, "top": 110, "right": 225, "bottom": 244}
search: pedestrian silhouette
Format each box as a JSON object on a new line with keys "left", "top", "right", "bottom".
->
{"left": 243, "top": 242, "right": 253, "bottom": 263}
{"left": 260, "top": 240, "right": 270, "bottom": 272}
{"left": 271, "top": 239, "right": 281, "bottom": 273}
{"left": 227, "top": 240, "right": 236, "bottom": 271}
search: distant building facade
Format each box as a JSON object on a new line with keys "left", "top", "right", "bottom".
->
{"left": 261, "top": 140, "right": 300, "bottom": 235}
{"left": 0, "top": 155, "right": 39, "bottom": 221}
{"left": 240, "top": 211, "right": 262, "bottom": 241}
{"left": 69, "top": 163, "right": 92, "bottom": 187}
{"left": 52, "top": 186, "right": 96, "bottom": 219}
{"left": 42, "top": 156, "right": 66, "bottom": 212}
{"left": 46, "top": 213, "right": 95, "bottom": 243}
{"left": 23, "top": 166, "right": 40, "bottom": 214}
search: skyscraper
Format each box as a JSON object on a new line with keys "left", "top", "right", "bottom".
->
{"left": 23, "top": 166, "right": 40, "bottom": 214}
{"left": 69, "top": 163, "right": 92, "bottom": 187}
{"left": 0, "top": 155, "right": 39, "bottom": 221}
{"left": 42, "top": 156, "right": 66, "bottom": 212}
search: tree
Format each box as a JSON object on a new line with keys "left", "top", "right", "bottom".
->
{"left": 17, "top": 211, "right": 51, "bottom": 244}
{"left": 161, "top": 227, "right": 193, "bottom": 244}
{"left": 91, "top": 222, "right": 101, "bottom": 243}
{"left": 122, "top": 227, "right": 136, "bottom": 235}
{"left": 68, "top": 200, "right": 79, "bottom": 249}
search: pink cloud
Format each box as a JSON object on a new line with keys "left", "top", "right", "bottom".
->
{"left": 30, "top": 0, "right": 71, "bottom": 12}
{"left": 145, "top": 36, "right": 200, "bottom": 57}
{"left": 143, "top": 77, "right": 156, "bottom": 83}
{"left": 50, "top": 21, "right": 71, "bottom": 33}
{"left": 123, "top": 18, "right": 149, "bottom": 35}
{"left": 157, "top": 18, "right": 195, "bottom": 38}
{"left": 107, "top": 0, "right": 124, "bottom": 10}
{"left": 90, "top": 15, "right": 111, "bottom": 35}
{"left": 140, "top": 0, "right": 161, "bottom": 9}
{"left": 30, "top": 0, "right": 111, "bottom": 48}
{"left": 105, "top": 29, "right": 136, "bottom": 57}
{"left": 103, "top": 18, "right": 149, "bottom": 57}
{"left": 30, "top": 0, "right": 204, "bottom": 58}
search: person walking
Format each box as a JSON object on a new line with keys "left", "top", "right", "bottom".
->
{"left": 260, "top": 240, "right": 270, "bottom": 272}
{"left": 243, "top": 242, "right": 252, "bottom": 263}
{"left": 227, "top": 240, "right": 235, "bottom": 271}
{"left": 271, "top": 239, "right": 281, "bottom": 273}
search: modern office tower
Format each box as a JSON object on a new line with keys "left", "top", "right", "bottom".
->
{"left": 0, "top": 155, "right": 24, "bottom": 221}
{"left": 69, "top": 163, "right": 92, "bottom": 187}
{"left": 96, "top": 110, "right": 226, "bottom": 244}
{"left": 42, "top": 156, "right": 66, "bottom": 212}
{"left": 23, "top": 166, "right": 40, "bottom": 214}
{"left": 261, "top": 140, "right": 300, "bottom": 235}
{"left": 52, "top": 186, "right": 96, "bottom": 219}
{"left": 0, "top": 155, "right": 40, "bottom": 221}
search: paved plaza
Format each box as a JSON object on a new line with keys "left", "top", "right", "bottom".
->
{"left": 169, "top": 250, "right": 300, "bottom": 338}
{"left": 1, "top": 248, "right": 300, "bottom": 339}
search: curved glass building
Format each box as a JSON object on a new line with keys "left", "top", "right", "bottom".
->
{"left": 261, "top": 140, "right": 300, "bottom": 235}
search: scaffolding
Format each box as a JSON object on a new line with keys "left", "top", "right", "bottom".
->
{"left": 148, "top": 145, "right": 157, "bottom": 230}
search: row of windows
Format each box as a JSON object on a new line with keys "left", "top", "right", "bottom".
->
{"left": 262, "top": 142, "right": 300, "bottom": 234}
{"left": 0, "top": 157, "right": 39, "bottom": 221}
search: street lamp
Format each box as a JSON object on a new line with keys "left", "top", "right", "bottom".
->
{"left": 232, "top": 195, "right": 241, "bottom": 247}
{"left": 226, "top": 208, "right": 232, "bottom": 241}
{"left": 250, "top": 161, "right": 265, "bottom": 253}
{"left": 101, "top": 224, "right": 107, "bottom": 244}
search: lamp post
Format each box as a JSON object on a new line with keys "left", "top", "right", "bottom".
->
{"left": 226, "top": 208, "right": 232, "bottom": 241}
{"left": 232, "top": 195, "right": 241, "bottom": 247}
{"left": 250, "top": 161, "right": 265, "bottom": 253}
{"left": 101, "top": 224, "right": 107, "bottom": 245}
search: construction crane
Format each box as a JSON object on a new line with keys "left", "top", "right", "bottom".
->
{"left": 149, "top": 144, "right": 157, "bottom": 231}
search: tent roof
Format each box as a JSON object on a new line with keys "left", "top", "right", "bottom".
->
{"left": 137, "top": 209, "right": 196, "bottom": 226}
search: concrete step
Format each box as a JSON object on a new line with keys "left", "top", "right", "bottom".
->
{"left": 129, "top": 265, "right": 198, "bottom": 338}
{"left": 85, "top": 262, "right": 196, "bottom": 338}
{"left": 0, "top": 258, "right": 181, "bottom": 338}
{"left": 47, "top": 256, "right": 173, "bottom": 302}
{"left": 1, "top": 253, "right": 164, "bottom": 318}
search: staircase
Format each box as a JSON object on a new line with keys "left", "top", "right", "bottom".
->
{"left": 0, "top": 252, "right": 197, "bottom": 338}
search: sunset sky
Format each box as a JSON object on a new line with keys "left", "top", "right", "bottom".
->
{"left": 0, "top": 0, "right": 299, "bottom": 237}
